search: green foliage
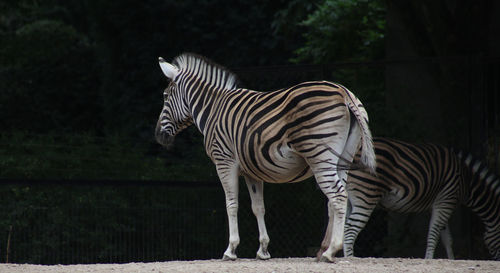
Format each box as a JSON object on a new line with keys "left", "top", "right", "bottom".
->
{"left": 271, "top": 0, "right": 321, "bottom": 56}
{"left": 0, "top": 18, "right": 99, "bottom": 133}
{"left": 0, "top": 1, "right": 299, "bottom": 136}
{"left": 0, "top": 1, "right": 296, "bottom": 181}
{"left": 325, "top": 65, "right": 388, "bottom": 137}
{"left": 8, "top": 20, "right": 84, "bottom": 65}
{"left": 291, "top": 0, "right": 386, "bottom": 63}
{"left": 0, "top": 0, "right": 387, "bottom": 182}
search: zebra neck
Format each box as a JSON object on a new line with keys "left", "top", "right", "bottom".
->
{"left": 172, "top": 53, "right": 239, "bottom": 135}
{"left": 187, "top": 84, "right": 230, "bottom": 136}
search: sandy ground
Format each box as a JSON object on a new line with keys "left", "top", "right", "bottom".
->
{"left": 1, "top": 257, "right": 499, "bottom": 273}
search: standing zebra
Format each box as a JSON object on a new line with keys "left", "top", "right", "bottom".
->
{"left": 334, "top": 137, "right": 499, "bottom": 260}
{"left": 155, "top": 53, "right": 376, "bottom": 262}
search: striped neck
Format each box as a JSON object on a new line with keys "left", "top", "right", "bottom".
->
{"left": 172, "top": 53, "right": 239, "bottom": 134}
{"left": 173, "top": 53, "right": 239, "bottom": 91}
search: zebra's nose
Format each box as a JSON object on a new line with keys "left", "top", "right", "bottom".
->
{"left": 155, "top": 131, "right": 175, "bottom": 148}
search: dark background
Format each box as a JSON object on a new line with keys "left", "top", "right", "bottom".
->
{"left": 0, "top": 0, "right": 498, "bottom": 263}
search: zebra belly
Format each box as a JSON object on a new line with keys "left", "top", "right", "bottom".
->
{"left": 379, "top": 191, "right": 409, "bottom": 211}
{"left": 239, "top": 146, "right": 313, "bottom": 183}
{"left": 379, "top": 189, "right": 434, "bottom": 213}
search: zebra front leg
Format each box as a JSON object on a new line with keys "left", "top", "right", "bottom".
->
{"left": 218, "top": 164, "right": 240, "bottom": 261}
{"left": 244, "top": 176, "right": 271, "bottom": 260}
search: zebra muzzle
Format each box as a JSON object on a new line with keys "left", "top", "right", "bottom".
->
{"left": 155, "top": 127, "right": 175, "bottom": 149}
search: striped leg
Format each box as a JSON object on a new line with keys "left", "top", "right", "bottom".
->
{"left": 424, "top": 202, "right": 456, "bottom": 259}
{"left": 318, "top": 182, "right": 347, "bottom": 262}
{"left": 218, "top": 164, "right": 240, "bottom": 261}
{"left": 440, "top": 224, "right": 454, "bottom": 259}
{"left": 484, "top": 228, "right": 500, "bottom": 260}
{"left": 307, "top": 142, "right": 351, "bottom": 262}
{"left": 316, "top": 122, "right": 364, "bottom": 259}
{"left": 343, "top": 191, "right": 380, "bottom": 257}
{"left": 317, "top": 210, "right": 333, "bottom": 260}
{"left": 335, "top": 123, "right": 364, "bottom": 257}
{"left": 244, "top": 177, "right": 271, "bottom": 260}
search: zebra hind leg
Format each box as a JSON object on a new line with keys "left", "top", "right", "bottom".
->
{"left": 244, "top": 176, "right": 271, "bottom": 260}
{"left": 307, "top": 152, "right": 349, "bottom": 262}
{"left": 425, "top": 203, "right": 456, "bottom": 259}
{"left": 312, "top": 126, "right": 360, "bottom": 262}
{"left": 317, "top": 165, "right": 364, "bottom": 259}
{"left": 316, "top": 209, "right": 333, "bottom": 260}
{"left": 334, "top": 125, "right": 362, "bottom": 258}
{"left": 319, "top": 189, "right": 348, "bottom": 262}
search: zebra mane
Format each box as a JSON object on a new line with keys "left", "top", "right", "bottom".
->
{"left": 172, "top": 53, "right": 239, "bottom": 90}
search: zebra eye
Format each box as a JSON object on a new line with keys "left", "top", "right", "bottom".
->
{"left": 163, "top": 87, "right": 173, "bottom": 100}
{"left": 163, "top": 82, "right": 177, "bottom": 100}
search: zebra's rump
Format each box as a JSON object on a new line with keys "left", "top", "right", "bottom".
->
{"left": 349, "top": 138, "right": 460, "bottom": 213}
{"left": 226, "top": 81, "right": 354, "bottom": 184}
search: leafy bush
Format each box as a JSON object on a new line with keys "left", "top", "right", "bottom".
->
{"left": 292, "top": 0, "right": 386, "bottom": 63}
{"left": 0, "top": 19, "right": 100, "bottom": 133}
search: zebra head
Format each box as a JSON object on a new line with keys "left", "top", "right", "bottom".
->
{"left": 155, "top": 57, "right": 193, "bottom": 148}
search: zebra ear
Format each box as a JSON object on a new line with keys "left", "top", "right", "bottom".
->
{"left": 158, "top": 57, "right": 179, "bottom": 80}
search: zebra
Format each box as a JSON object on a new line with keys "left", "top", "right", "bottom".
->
{"left": 155, "top": 53, "right": 376, "bottom": 262}
{"left": 318, "top": 137, "right": 500, "bottom": 260}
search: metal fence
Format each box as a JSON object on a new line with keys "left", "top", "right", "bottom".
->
{"left": 0, "top": 180, "right": 492, "bottom": 265}
{"left": 0, "top": 180, "right": 341, "bottom": 264}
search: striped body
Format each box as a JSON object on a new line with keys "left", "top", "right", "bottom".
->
{"left": 155, "top": 53, "right": 376, "bottom": 262}
{"left": 343, "top": 138, "right": 500, "bottom": 260}
{"left": 460, "top": 151, "right": 500, "bottom": 260}
{"left": 205, "top": 82, "right": 359, "bottom": 184}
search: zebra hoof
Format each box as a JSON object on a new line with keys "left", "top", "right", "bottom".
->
{"left": 319, "top": 254, "right": 335, "bottom": 263}
{"left": 256, "top": 250, "right": 271, "bottom": 260}
{"left": 222, "top": 253, "right": 237, "bottom": 261}
{"left": 316, "top": 249, "right": 326, "bottom": 261}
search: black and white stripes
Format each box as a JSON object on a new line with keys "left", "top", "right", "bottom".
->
{"left": 343, "top": 138, "right": 500, "bottom": 260}
{"left": 459, "top": 152, "right": 500, "bottom": 260}
{"left": 155, "top": 53, "right": 376, "bottom": 262}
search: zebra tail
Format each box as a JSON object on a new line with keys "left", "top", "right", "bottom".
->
{"left": 343, "top": 88, "right": 377, "bottom": 174}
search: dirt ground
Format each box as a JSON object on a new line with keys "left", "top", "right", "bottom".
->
{"left": 1, "top": 257, "right": 499, "bottom": 273}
